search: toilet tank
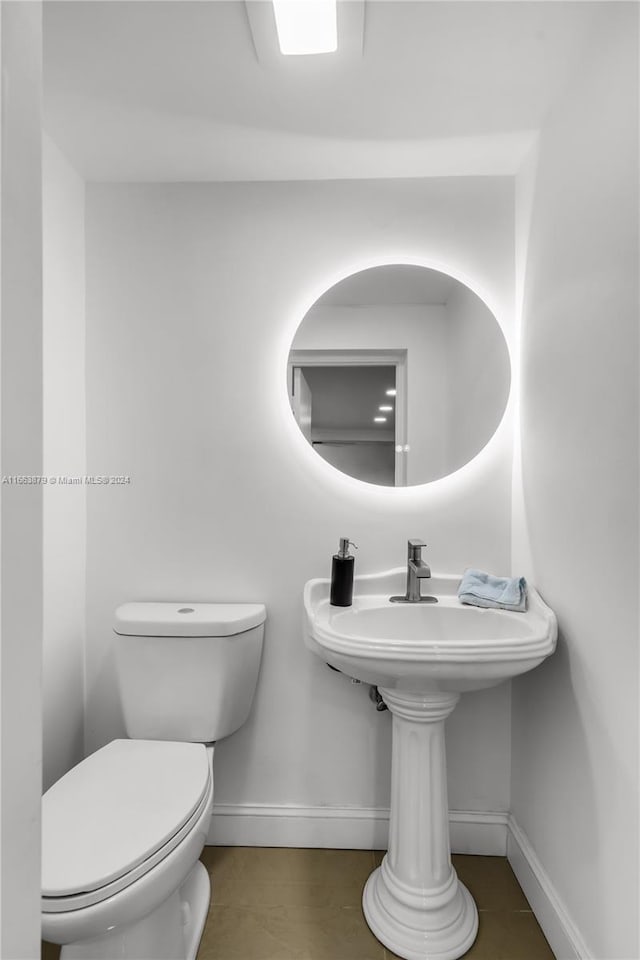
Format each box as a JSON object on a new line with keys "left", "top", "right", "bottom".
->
{"left": 113, "top": 602, "right": 266, "bottom": 742}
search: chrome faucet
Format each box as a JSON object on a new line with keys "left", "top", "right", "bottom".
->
{"left": 390, "top": 539, "right": 438, "bottom": 604}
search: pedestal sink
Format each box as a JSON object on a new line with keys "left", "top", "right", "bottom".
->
{"left": 303, "top": 569, "right": 556, "bottom": 960}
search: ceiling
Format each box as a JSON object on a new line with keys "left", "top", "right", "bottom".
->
{"left": 43, "top": 0, "right": 602, "bottom": 182}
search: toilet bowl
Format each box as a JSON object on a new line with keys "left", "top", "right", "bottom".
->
{"left": 41, "top": 602, "right": 266, "bottom": 960}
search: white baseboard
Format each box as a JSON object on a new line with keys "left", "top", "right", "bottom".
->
{"left": 507, "top": 815, "right": 591, "bottom": 960}
{"left": 450, "top": 809, "right": 508, "bottom": 856}
{"left": 207, "top": 803, "right": 508, "bottom": 855}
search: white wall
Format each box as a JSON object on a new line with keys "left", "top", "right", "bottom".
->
{"left": 84, "top": 177, "right": 515, "bottom": 835}
{"left": 0, "top": 3, "right": 43, "bottom": 956}
{"left": 512, "top": 6, "right": 638, "bottom": 959}
{"left": 42, "top": 135, "right": 86, "bottom": 791}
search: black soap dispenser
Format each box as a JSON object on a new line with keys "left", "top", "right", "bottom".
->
{"left": 330, "top": 538, "right": 357, "bottom": 606}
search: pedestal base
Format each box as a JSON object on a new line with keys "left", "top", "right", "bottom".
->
{"left": 363, "top": 860, "right": 478, "bottom": 960}
{"left": 362, "top": 688, "right": 479, "bottom": 960}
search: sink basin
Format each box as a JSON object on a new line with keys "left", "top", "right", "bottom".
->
{"left": 304, "top": 569, "right": 556, "bottom": 693}
{"left": 303, "top": 568, "right": 556, "bottom": 960}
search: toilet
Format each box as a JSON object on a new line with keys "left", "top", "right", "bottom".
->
{"left": 41, "top": 601, "right": 266, "bottom": 960}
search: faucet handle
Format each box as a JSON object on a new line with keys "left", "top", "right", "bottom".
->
{"left": 407, "top": 539, "right": 426, "bottom": 559}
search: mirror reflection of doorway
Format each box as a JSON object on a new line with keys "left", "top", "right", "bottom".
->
{"left": 288, "top": 351, "right": 407, "bottom": 486}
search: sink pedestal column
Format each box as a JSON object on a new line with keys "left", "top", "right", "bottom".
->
{"left": 363, "top": 690, "right": 478, "bottom": 960}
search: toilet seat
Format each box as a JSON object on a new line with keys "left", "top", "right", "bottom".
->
{"left": 42, "top": 773, "right": 212, "bottom": 913}
{"left": 42, "top": 739, "right": 211, "bottom": 913}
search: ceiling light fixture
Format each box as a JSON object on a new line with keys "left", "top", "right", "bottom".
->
{"left": 385, "top": 388, "right": 397, "bottom": 397}
{"left": 272, "top": 0, "right": 338, "bottom": 56}
{"left": 374, "top": 416, "right": 387, "bottom": 423}
{"left": 379, "top": 405, "right": 393, "bottom": 412}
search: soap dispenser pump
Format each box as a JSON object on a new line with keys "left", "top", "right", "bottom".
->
{"left": 330, "top": 537, "right": 357, "bottom": 607}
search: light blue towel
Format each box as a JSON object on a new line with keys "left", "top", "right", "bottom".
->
{"left": 458, "top": 568, "right": 527, "bottom": 612}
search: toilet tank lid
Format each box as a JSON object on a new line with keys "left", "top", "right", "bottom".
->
{"left": 113, "top": 601, "right": 266, "bottom": 637}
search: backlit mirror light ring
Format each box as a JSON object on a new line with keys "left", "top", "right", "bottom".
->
{"left": 279, "top": 254, "right": 516, "bottom": 498}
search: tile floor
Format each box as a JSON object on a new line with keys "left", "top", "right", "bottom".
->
{"left": 196, "top": 847, "right": 554, "bottom": 960}
{"left": 43, "top": 848, "right": 555, "bottom": 960}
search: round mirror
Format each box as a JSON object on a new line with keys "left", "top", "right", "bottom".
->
{"left": 288, "top": 264, "right": 510, "bottom": 487}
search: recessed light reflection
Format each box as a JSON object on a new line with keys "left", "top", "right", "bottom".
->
{"left": 374, "top": 416, "right": 387, "bottom": 423}
{"left": 385, "top": 388, "right": 397, "bottom": 397}
{"left": 379, "top": 405, "right": 393, "bottom": 412}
